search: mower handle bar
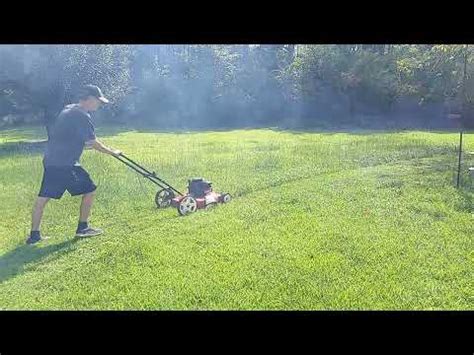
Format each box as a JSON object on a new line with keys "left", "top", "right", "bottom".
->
{"left": 114, "top": 153, "right": 184, "bottom": 196}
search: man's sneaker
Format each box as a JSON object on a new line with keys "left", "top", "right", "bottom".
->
{"left": 25, "top": 235, "right": 50, "bottom": 245}
{"left": 75, "top": 227, "right": 103, "bottom": 238}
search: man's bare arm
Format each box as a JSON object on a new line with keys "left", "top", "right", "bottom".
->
{"left": 85, "top": 139, "right": 121, "bottom": 156}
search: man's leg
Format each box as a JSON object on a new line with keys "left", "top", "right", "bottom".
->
{"left": 71, "top": 166, "right": 102, "bottom": 237}
{"left": 31, "top": 196, "right": 50, "bottom": 231}
{"left": 76, "top": 190, "right": 102, "bottom": 237}
{"left": 79, "top": 190, "right": 95, "bottom": 224}
{"left": 28, "top": 165, "right": 68, "bottom": 244}
{"left": 27, "top": 197, "right": 51, "bottom": 244}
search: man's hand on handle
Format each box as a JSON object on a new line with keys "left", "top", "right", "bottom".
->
{"left": 110, "top": 149, "right": 122, "bottom": 157}
{"left": 86, "top": 139, "right": 121, "bottom": 157}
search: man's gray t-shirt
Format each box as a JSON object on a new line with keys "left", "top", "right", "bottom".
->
{"left": 43, "top": 104, "right": 96, "bottom": 167}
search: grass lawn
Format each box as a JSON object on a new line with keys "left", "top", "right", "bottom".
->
{"left": 0, "top": 126, "right": 472, "bottom": 310}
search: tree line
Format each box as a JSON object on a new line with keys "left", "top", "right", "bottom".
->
{"left": 0, "top": 44, "right": 472, "bottom": 131}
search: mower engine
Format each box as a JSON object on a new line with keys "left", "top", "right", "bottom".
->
{"left": 169, "top": 178, "right": 231, "bottom": 215}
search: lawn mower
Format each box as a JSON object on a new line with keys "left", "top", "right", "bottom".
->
{"left": 114, "top": 153, "right": 231, "bottom": 215}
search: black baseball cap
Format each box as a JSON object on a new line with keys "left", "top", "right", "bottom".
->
{"left": 80, "top": 84, "right": 110, "bottom": 104}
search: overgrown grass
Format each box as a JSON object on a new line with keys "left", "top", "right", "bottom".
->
{"left": 0, "top": 126, "right": 472, "bottom": 309}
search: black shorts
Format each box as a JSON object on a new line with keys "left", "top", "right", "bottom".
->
{"left": 38, "top": 165, "right": 97, "bottom": 199}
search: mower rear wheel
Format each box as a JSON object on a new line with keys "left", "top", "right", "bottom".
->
{"left": 155, "top": 189, "right": 175, "bottom": 208}
{"left": 178, "top": 196, "right": 198, "bottom": 216}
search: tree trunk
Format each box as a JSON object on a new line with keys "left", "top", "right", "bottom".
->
{"left": 349, "top": 90, "right": 356, "bottom": 118}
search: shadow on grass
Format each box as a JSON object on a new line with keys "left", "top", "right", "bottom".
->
{"left": 95, "top": 124, "right": 284, "bottom": 136}
{"left": 2, "top": 123, "right": 471, "bottom": 140}
{"left": 0, "top": 126, "right": 47, "bottom": 140}
{"left": 1, "top": 124, "right": 471, "bottom": 160}
{"left": 95, "top": 124, "right": 472, "bottom": 137}
{"left": 408, "top": 153, "right": 473, "bottom": 212}
{"left": 269, "top": 127, "right": 474, "bottom": 136}
{"left": 0, "top": 140, "right": 47, "bottom": 158}
{"left": 457, "top": 179, "right": 474, "bottom": 213}
{"left": 0, "top": 238, "right": 80, "bottom": 285}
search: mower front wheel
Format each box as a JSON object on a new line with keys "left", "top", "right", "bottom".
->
{"left": 221, "top": 193, "right": 232, "bottom": 203}
{"left": 155, "top": 189, "right": 175, "bottom": 208}
{"left": 178, "top": 196, "right": 198, "bottom": 216}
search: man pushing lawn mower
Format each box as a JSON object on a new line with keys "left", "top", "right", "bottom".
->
{"left": 26, "top": 85, "right": 122, "bottom": 245}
